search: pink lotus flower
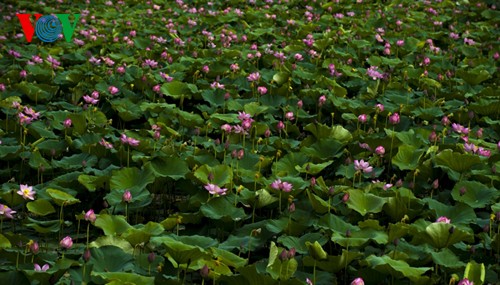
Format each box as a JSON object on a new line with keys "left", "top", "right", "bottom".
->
{"left": 285, "top": 112, "right": 295, "bottom": 121}
{"left": 375, "top": 146, "right": 385, "bottom": 156}
{"left": 0, "top": 204, "right": 16, "bottom": 219}
{"left": 120, "top": 134, "right": 140, "bottom": 146}
{"left": 375, "top": 103, "right": 384, "bottom": 112}
{"left": 237, "top": 111, "right": 252, "bottom": 121}
{"left": 221, "top": 124, "right": 232, "bottom": 133}
{"left": 358, "top": 114, "right": 367, "bottom": 123}
{"left": 60, "top": 236, "right": 73, "bottom": 249}
{"left": 99, "top": 138, "right": 114, "bottom": 149}
{"left": 389, "top": 113, "right": 400, "bottom": 125}
{"left": 63, "top": 118, "right": 72, "bottom": 128}
{"left": 18, "top": 184, "right": 36, "bottom": 200}
{"left": 257, "top": 86, "right": 267, "bottom": 95}
{"left": 108, "top": 86, "right": 119, "bottom": 95}
{"left": 297, "top": 100, "right": 303, "bottom": 109}
{"left": 85, "top": 209, "right": 96, "bottom": 223}
{"left": 270, "top": 179, "right": 293, "bottom": 192}
{"left": 204, "top": 183, "right": 228, "bottom": 195}
{"left": 351, "top": 277, "right": 364, "bottom": 285}
{"left": 34, "top": 263, "right": 50, "bottom": 272}
{"left": 247, "top": 72, "right": 260, "bottom": 82}
{"left": 436, "top": 216, "right": 451, "bottom": 223}
{"left": 457, "top": 278, "right": 473, "bottom": 285}
{"left": 354, "top": 159, "right": 373, "bottom": 173}
{"left": 318, "top": 95, "right": 326, "bottom": 107}
{"left": 122, "top": 190, "right": 132, "bottom": 203}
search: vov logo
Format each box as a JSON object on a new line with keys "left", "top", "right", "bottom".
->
{"left": 16, "top": 14, "right": 81, "bottom": 43}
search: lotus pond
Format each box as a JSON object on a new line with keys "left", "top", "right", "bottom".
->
{"left": 0, "top": 0, "right": 499, "bottom": 284}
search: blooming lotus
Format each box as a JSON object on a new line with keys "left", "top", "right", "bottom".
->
{"left": 354, "top": 159, "right": 373, "bottom": 173}
{"left": 0, "top": 204, "right": 16, "bottom": 219}
{"left": 204, "top": 183, "right": 228, "bottom": 195}
{"left": 436, "top": 216, "right": 451, "bottom": 224}
{"left": 18, "top": 184, "right": 36, "bottom": 200}
{"left": 34, "top": 263, "right": 50, "bottom": 272}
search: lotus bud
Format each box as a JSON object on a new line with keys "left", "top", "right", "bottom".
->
{"left": 83, "top": 249, "right": 91, "bottom": 262}
{"left": 30, "top": 241, "right": 39, "bottom": 254}
{"left": 200, "top": 265, "right": 210, "bottom": 279}
{"left": 288, "top": 247, "right": 296, "bottom": 258}
{"left": 148, "top": 252, "right": 155, "bottom": 263}
{"left": 459, "top": 187, "right": 467, "bottom": 196}
{"left": 342, "top": 192, "right": 350, "bottom": 203}
{"left": 279, "top": 249, "right": 289, "bottom": 261}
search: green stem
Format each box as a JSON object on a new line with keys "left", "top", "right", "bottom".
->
{"left": 86, "top": 223, "right": 90, "bottom": 248}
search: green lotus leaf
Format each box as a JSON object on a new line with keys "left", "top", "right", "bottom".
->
{"left": 210, "top": 247, "right": 247, "bottom": 268}
{"left": 364, "top": 255, "right": 432, "bottom": 280}
{"left": 303, "top": 250, "right": 362, "bottom": 273}
{"left": 121, "top": 222, "right": 164, "bottom": 246}
{"left": 331, "top": 227, "right": 388, "bottom": 247}
{"left": 457, "top": 67, "right": 490, "bottom": 85}
{"left": 159, "top": 238, "right": 211, "bottom": 267}
{"left": 273, "top": 71, "right": 289, "bottom": 85}
{"left": 296, "top": 161, "right": 333, "bottom": 175}
{"left": 109, "top": 167, "right": 155, "bottom": 192}
{"left": 423, "top": 222, "right": 473, "bottom": 249}
{"left": 273, "top": 152, "right": 308, "bottom": 176}
{"left": 26, "top": 199, "right": 56, "bottom": 216}
{"left": 307, "top": 190, "right": 331, "bottom": 214}
{"left": 194, "top": 164, "right": 232, "bottom": 186}
{"left": 392, "top": 145, "right": 424, "bottom": 171}
{"left": 232, "top": 264, "right": 276, "bottom": 285}
{"left": 265, "top": 217, "right": 289, "bottom": 234}
{"left": 46, "top": 188, "right": 80, "bottom": 206}
{"left": 451, "top": 181, "right": 499, "bottom": 208}
{"left": 200, "top": 196, "right": 246, "bottom": 221}
{"left": 90, "top": 236, "right": 134, "bottom": 254}
{"left": 430, "top": 248, "right": 465, "bottom": 269}
{"left": 28, "top": 151, "right": 52, "bottom": 171}
{"left": 52, "top": 153, "right": 97, "bottom": 170}
{"left": 330, "top": 125, "right": 353, "bottom": 143}
{"left": 0, "top": 233, "right": 11, "bottom": 249}
{"left": 16, "top": 82, "right": 57, "bottom": 102}
{"left": 25, "top": 217, "right": 64, "bottom": 233}
{"left": 464, "top": 261, "right": 485, "bottom": 285}
{"left": 0, "top": 145, "right": 21, "bottom": 159}
{"left": 92, "top": 271, "right": 154, "bottom": 285}
{"left": 346, "top": 189, "right": 387, "bottom": 216}
{"left": 425, "top": 198, "right": 476, "bottom": 225}
{"left": 317, "top": 213, "right": 359, "bottom": 233}
{"left": 255, "top": 189, "right": 279, "bottom": 208}
{"left": 94, "top": 214, "right": 132, "bottom": 236}
{"left": 434, "top": 150, "right": 481, "bottom": 177}
{"left": 110, "top": 98, "right": 142, "bottom": 121}
{"left": 278, "top": 233, "right": 328, "bottom": 255}
{"left": 305, "top": 241, "right": 327, "bottom": 260}
{"left": 78, "top": 174, "right": 108, "bottom": 192}
{"left": 0, "top": 272, "right": 30, "bottom": 285}
{"left": 28, "top": 121, "right": 59, "bottom": 139}
{"left": 146, "top": 156, "right": 190, "bottom": 180}
{"left": 160, "top": 81, "right": 192, "bottom": 100}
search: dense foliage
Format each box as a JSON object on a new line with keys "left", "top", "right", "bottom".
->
{"left": 0, "top": 0, "right": 499, "bottom": 284}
